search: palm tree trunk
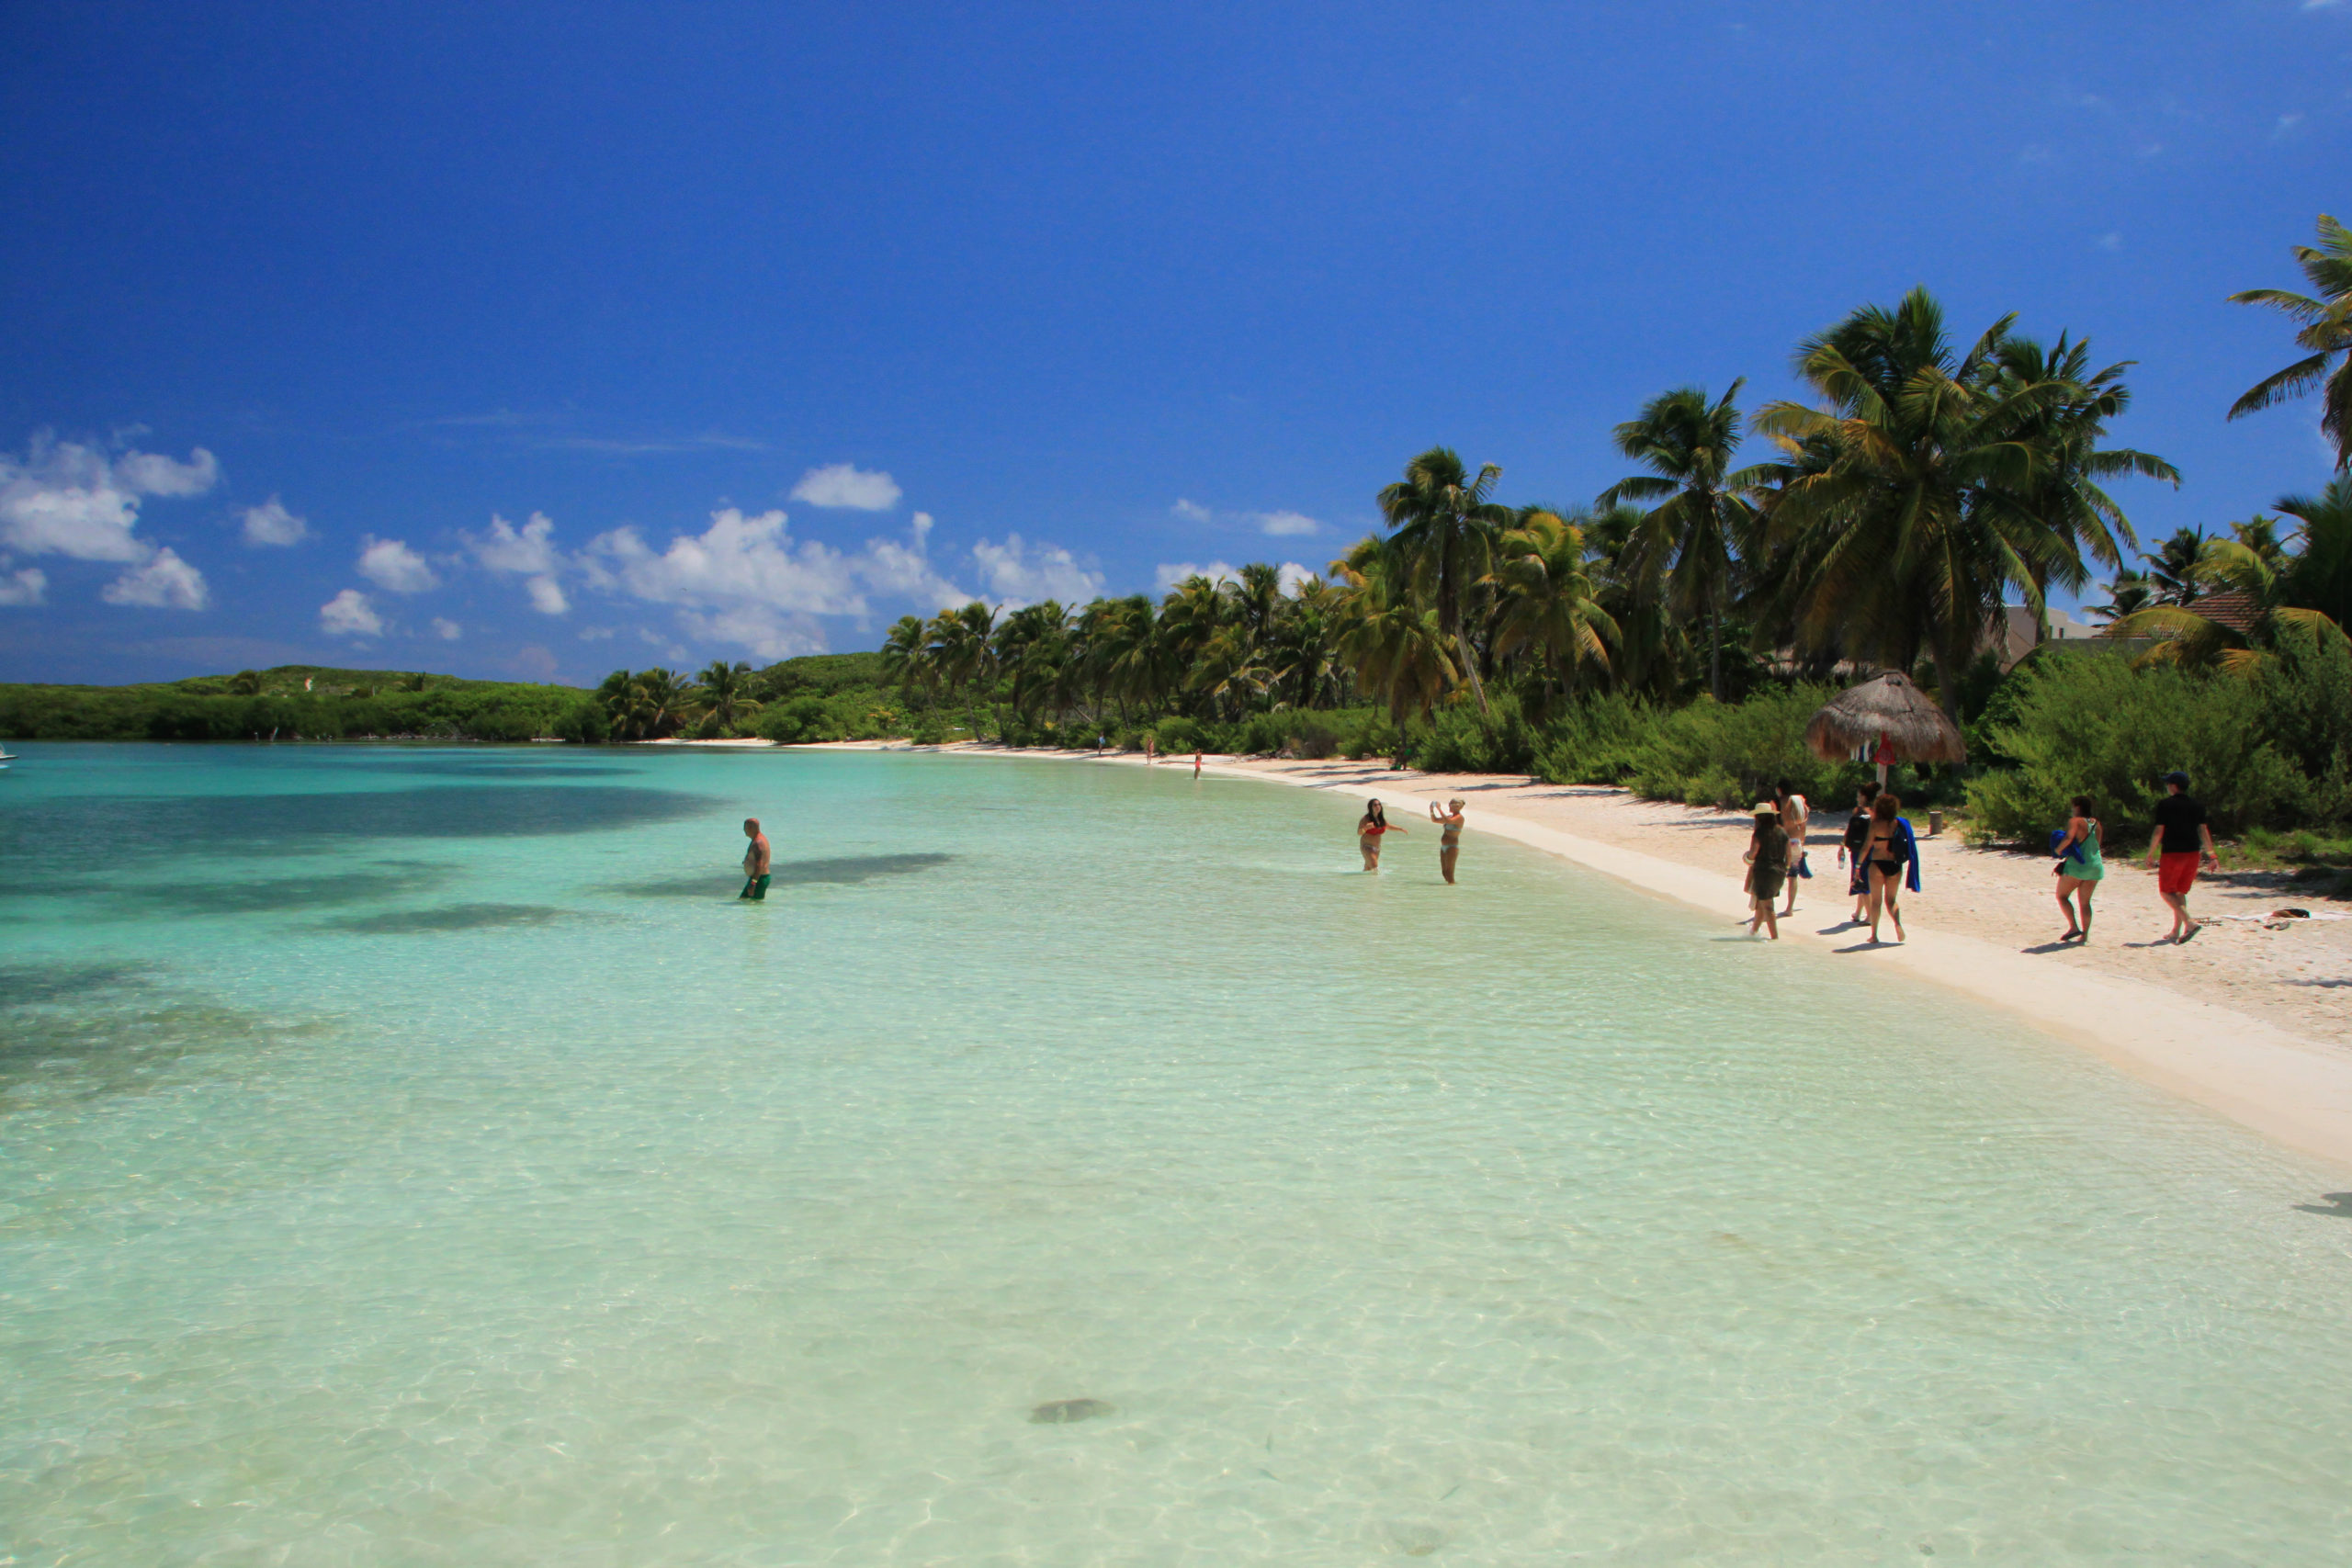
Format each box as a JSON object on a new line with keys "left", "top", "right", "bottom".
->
{"left": 1708, "top": 601, "right": 1723, "bottom": 704}
{"left": 1458, "top": 628, "right": 1489, "bottom": 713}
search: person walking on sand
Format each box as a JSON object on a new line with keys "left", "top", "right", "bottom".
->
{"left": 1430, "top": 798, "right": 1465, "bottom": 885}
{"left": 1743, "top": 802, "right": 1788, "bottom": 940}
{"left": 2146, "top": 770, "right": 2220, "bottom": 943}
{"left": 2052, "top": 793, "right": 2106, "bottom": 942}
{"left": 1775, "top": 779, "right": 1811, "bottom": 918}
{"left": 1838, "top": 784, "right": 1879, "bottom": 923}
{"left": 1357, "top": 799, "right": 1406, "bottom": 871}
{"left": 1862, "top": 792, "right": 1920, "bottom": 944}
{"left": 740, "top": 818, "right": 772, "bottom": 901}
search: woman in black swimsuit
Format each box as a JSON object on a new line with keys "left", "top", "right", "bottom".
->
{"left": 1863, "top": 791, "right": 1906, "bottom": 945}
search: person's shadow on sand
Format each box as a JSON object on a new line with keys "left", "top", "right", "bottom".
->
{"left": 2292, "top": 1192, "right": 2352, "bottom": 1218}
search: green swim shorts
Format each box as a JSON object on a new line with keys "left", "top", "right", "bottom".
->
{"left": 740, "top": 874, "right": 770, "bottom": 901}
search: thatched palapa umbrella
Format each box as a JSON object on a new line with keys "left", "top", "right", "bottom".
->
{"left": 1804, "top": 671, "right": 1966, "bottom": 786}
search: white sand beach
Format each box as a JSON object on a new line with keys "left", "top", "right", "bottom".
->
{"left": 808, "top": 740, "right": 2352, "bottom": 1172}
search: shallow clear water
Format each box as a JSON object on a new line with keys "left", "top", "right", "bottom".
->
{"left": 3, "top": 742, "right": 2348, "bottom": 1565}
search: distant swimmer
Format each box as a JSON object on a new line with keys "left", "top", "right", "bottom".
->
{"left": 1358, "top": 798, "right": 1406, "bottom": 872}
{"left": 1193, "top": 750, "right": 1202, "bottom": 780}
{"left": 740, "top": 818, "right": 771, "bottom": 901}
{"left": 1430, "top": 798, "right": 1464, "bottom": 885}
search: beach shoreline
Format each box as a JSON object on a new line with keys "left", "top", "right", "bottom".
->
{"left": 797, "top": 739, "right": 2352, "bottom": 1173}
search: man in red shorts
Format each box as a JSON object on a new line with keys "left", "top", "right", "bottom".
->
{"left": 2144, "top": 771, "right": 2218, "bottom": 943}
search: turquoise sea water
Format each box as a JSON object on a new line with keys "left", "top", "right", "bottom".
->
{"left": 3, "top": 742, "right": 2348, "bottom": 1565}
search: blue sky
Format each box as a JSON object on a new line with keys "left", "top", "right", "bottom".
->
{"left": 3, "top": 1, "right": 2346, "bottom": 686}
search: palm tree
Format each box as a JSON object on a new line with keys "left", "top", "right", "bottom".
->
{"left": 1580, "top": 502, "right": 1690, "bottom": 699}
{"left": 1330, "top": 539, "right": 1458, "bottom": 730}
{"left": 881, "top": 615, "right": 932, "bottom": 699}
{"left": 991, "top": 602, "right": 1073, "bottom": 723}
{"left": 2228, "top": 213, "right": 2352, "bottom": 469}
{"left": 696, "top": 660, "right": 763, "bottom": 731}
{"left": 2144, "top": 527, "right": 2211, "bottom": 606}
{"left": 1080, "top": 594, "right": 1164, "bottom": 721}
{"left": 2109, "top": 476, "right": 2352, "bottom": 671}
{"left": 1756, "top": 289, "right": 2170, "bottom": 716}
{"left": 925, "top": 603, "right": 998, "bottom": 737}
{"left": 2088, "top": 566, "right": 2154, "bottom": 623}
{"left": 1267, "top": 574, "right": 1344, "bottom": 710}
{"left": 1154, "top": 574, "right": 1228, "bottom": 707}
{"left": 1485, "top": 507, "right": 1615, "bottom": 721}
{"left": 1377, "top": 447, "right": 1511, "bottom": 712}
{"left": 595, "top": 667, "right": 699, "bottom": 739}
{"left": 1598, "top": 383, "right": 1755, "bottom": 702}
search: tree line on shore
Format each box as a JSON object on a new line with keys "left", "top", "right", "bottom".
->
{"left": 6, "top": 220, "right": 2347, "bottom": 856}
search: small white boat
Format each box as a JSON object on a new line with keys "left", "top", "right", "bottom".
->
{"left": 0, "top": 747, "right": 15, "bottom": 770}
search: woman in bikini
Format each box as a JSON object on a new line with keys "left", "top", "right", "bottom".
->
{"left": 1357, "top": 799, "right": 1406, "bottom": 871}
{"left": 1429, "top": 798, "right": 1465, "bottom": 884}
{"left": 2052, "top": 793, "right": 2106, "bottom": 942}
{"left": 1863, "top": 791, "right": 1907, "bottom": 945}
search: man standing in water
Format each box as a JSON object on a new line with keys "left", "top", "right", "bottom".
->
{"left": 2145, "top": 771, "right": 2218, "bottom": 942}
{"left": 740, "top": 817, "right": 772, "bottom": 901}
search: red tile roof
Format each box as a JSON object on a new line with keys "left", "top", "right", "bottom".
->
{"left": 2184, "top": 589, "right": 2262, "bottom": 634}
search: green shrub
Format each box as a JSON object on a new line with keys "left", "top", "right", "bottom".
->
{"left": 1626, "top": 685, "right": 1860, "bottom": 807}
{"left": 1963, "top": 656, "right": 2301, "bottom": 846}
{"left": 755, "top": 695, "right": 831, "bottom": 744}
{"left": 1415, "top": 693, "right": 1536, "bottom": 774}
{"left": 1532, "top": 693, "right": 1663, "bottom": 784}
{"left": 2256, "top": 623, "right": 2352, "bottom": 823}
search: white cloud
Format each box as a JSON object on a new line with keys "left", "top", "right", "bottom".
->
{"left": 111, "top": 448, "right": 220, "bottom": 496}
{"left": 430, "top": 616, "right": 462, "bottom": 640}
{"left": 860, "top": 512, "right": 971, "bottom": 610}
{"left": 320, "top": 589, "right": 383, "bottom": 637}
{"left": 578, "top": 626, "right": 616, "bottom": 641}
{"left": 2097, "top": 231, "right": 2122, "bottom": 251}
{"left": 678, "top": 605, "right": 830, "bottom": 660}
{"left": 593, "top": 507, "right": 865, "bottom": 616}
{"left": 467, "top": 511, "right": 560, "bottom": 574}
{"left": 0, "top": 432, "right": 219, "bottom": 613}
{"left": 582, "top": 506, "right": 987, "bottom": 655}
{"left": 241, "top": 496, "right": 308, "bottom": 547}
{"left": 968, "top": 533, "right": 1102, "bottom": 609}
{"left": 1156, "top": 559, "right": 1241, "bottom": 590}
{"left": 102, "top": 547, "right": 209, "bottom": 609}
{"left": 0, "top": 565, "right": 46, "bottom": 605}
{"left": 1154, "top": 559, "right": 1317, "bottom": 595}
{"left": 526, "top": 575, "right": 569, "bottom": 615}
{"left": 2274, "top": 112, "right": 2305, "bottom": 139}
{"left": 790, "top": 463, "right": 902, "bottom": 511}
{"left": 357, "top": 536, "right": 438, "bottom": 592}
{"left": 1170, "top": 497, "right": 1321, "bottom": 537}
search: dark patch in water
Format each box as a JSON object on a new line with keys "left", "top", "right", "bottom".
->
{"left": 608, "top": 852, "right": 953, "bottom": 898}
{"left": 0, "top": 961, "right": 153, "bottom": 1006}
{"left": 317, "top": 902, "right": 565, "bottom": 934}
{"left": 1029, "top": 1398, "right": 1116, "bottom": 1425}
{"left": 355, "top": 759, "right": 630, "bottom": 779}
{"left": 0, "top": 997, "right": 321, "bottom": 1111}
{"left": 165, "top": 864, "right": 458, "bottom": 915}
{"left": 0, "top": 785, "right": 713, "bottom": 879}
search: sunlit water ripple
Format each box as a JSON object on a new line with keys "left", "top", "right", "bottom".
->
{"left": 2, "top": 742, "right": 2347, "bottom": 1564}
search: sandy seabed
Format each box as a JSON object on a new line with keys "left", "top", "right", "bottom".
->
{"left": 799, "top": 739, "right": 2352, "bottom": 1174}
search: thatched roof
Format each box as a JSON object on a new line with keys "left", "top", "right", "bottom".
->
{"left": 1803, "top": 671, "right": 1968, "bottom": 765}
